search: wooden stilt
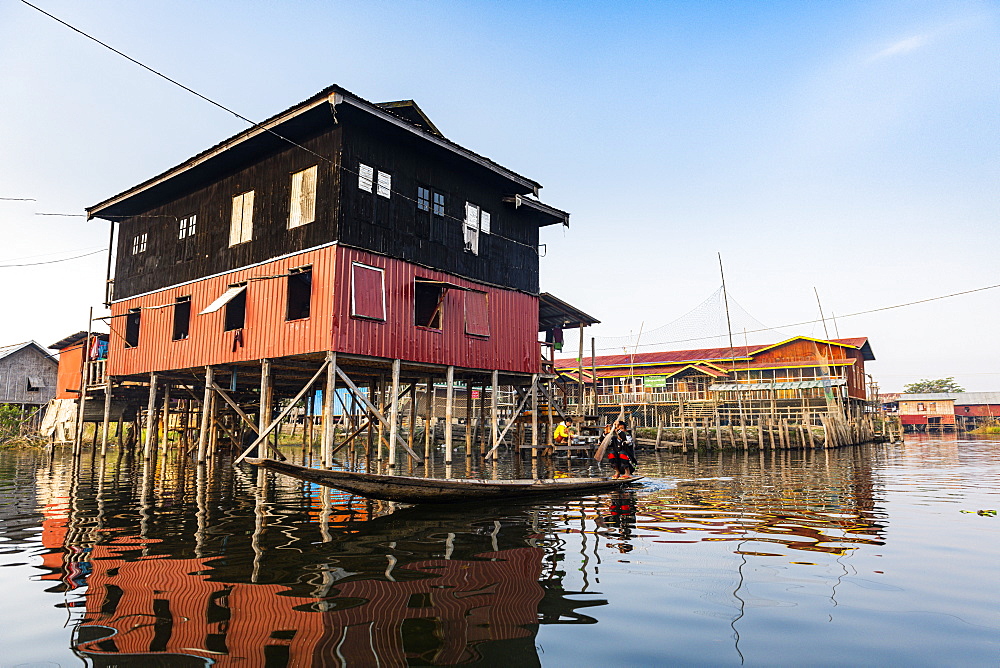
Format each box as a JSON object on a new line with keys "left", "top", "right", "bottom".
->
{"left": 491, "top": 370, "right": 499, "bottom": 461}
{"left": 388, "top": 359, "right": 401, "bottom": 471}
{"left": 464, "top": 377, "right": 473, "bottom": 460}
{"left": 197, "top": 367, "right": 214, "bottom": 463}
{"left": 444, "top": 365, "right": 455, "bottom": 467}
{"left": 424, "top": 377, "right": 434, "bottom": 464}
{"left": 100, "top": 376, "right": 112, "bottom": 457}
{"left": 321, "top": 352, "right": 337, "bottom": 468}
{"left": 531, "top": 374, "right": 539, "bottom": 462}
{"left": 143, "top": 373, "right": 158, "bottom": 460}
{"left": 159, "top": 383, "right": 171, "bottom": 455}
{"left": 407, "top": 383, "right": 417, "bottom": 473}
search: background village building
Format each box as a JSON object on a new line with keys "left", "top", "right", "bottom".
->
{"left": 555, "top": 336, "right": 876, "bottom": 429}
{"left": 898, "top": 392, "right": 1000, "bottom": 432}
{"left": 0, "top": 341, "right": 58, "bottom": 435}
{"left": 76, "top": 84, "right": 592, "bottom": 463}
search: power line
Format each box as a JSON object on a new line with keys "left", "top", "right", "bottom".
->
{"left": 0, "top": 248, "right": 107, "bottom": 267}
{"left": 0, "top": 246, "right": 106, "bottom": 263}
{"left": 19, "top": 0, "right": 545, "bottom": 253}
{"left": 596, "top": 282, "right": 1000, "bottom": 352}
{"left": 0, "top": 197, "right": 36, "bottom": 201}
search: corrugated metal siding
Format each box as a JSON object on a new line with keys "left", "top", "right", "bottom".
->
{"left": 108, "top": 247, "right": 337, "bottom": 376}
{"left": 333, "top": 247, "right": 538, "bottom": 373}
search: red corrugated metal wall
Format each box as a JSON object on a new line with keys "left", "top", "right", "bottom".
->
{"left": 108, "top": 247, "right": 337, "bottom": 376}
{"left": 332, "top": 247, "right": 539, "bottom": 374}
{"left": 108, "top": 245, "right": 540, "bottom": 376}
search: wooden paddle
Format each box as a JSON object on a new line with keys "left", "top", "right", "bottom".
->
{"left": 594, "top": 405, "right": 626, "bottom": 461}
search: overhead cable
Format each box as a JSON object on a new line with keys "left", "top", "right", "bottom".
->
{"left": 19, "top": 0, "right": 545, "bottom": 253}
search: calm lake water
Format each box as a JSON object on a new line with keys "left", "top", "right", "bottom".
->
{"left": 0, "top": 436, "right": 996, "bottom": 667}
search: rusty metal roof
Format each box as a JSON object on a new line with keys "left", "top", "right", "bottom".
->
{"left": 556, "top": 336, "right": 873, "bottom": 369}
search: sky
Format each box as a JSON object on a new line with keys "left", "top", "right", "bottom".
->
{"left": 0, "top": 0, "right": 997, "bottom": 392}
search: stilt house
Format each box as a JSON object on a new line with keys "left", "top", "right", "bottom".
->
{"left": 556, "top": 336, "right": 875, "bottom": 427}
{"left": 85, "top": 85, "right": 578, "bottom": 465}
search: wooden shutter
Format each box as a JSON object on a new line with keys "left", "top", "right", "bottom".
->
{"left": 351, "top": 263, "right": 385, "bottom": 320}
{"left": 289, "top": 166, "right": 317, "bottom": 228}
{"left": 464, "top": 290, "right": 489, "bottom": 337}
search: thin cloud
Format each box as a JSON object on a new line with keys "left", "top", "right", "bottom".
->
{"left": 870, "top": 34, "right": 930, "bottom": 61}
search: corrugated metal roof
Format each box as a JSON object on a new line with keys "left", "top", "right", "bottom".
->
{"left": 556, "top": 336, "right": 871, "bottom": 369}
{"left": 0, "top": 340, "right": 55, "bottom": 363}
{"left": 900, "top": 391, "right": 1000, "bottom": 405}
{"left": 0, "top": 341, "right": 32, "bottom": 360}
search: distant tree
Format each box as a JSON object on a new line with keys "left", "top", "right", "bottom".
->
{"left": 903, "top": 377, "right": 965, "bottom": 394}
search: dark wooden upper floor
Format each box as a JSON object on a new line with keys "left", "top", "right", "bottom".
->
{"left": 89, "top": 86, "right": 568, "bottom": 300}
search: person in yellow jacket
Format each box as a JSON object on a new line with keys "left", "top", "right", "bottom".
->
{"left": 553, "top": 417, "right": 575, "bottom": 446}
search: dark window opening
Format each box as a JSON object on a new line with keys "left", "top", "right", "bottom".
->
{"left": 286, "top": 266, "right": 312, "bottom": 321}
{"left": 415, "top": 280, "right": 445, "bottom": 329}
{"left": 224, "top": 285, "right": 247, "bottom": 331}
{"left": 173, "top": 296, "right": 191, "bottom": 340}
{"left": 124, "top": 308, "right": 141, "bottom": 348}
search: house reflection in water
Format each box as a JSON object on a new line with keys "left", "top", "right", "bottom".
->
{"left": 41, "top": 467, "right": 604, "bottom": 667}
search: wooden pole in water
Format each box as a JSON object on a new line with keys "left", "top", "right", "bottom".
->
{"left": 491, "top": 369, "right": 500, "bottom": 461}
{"left": 531, "top": 374, "right": 539, "bottom": 463}
{"left": 464, "top": 377, "right": 473, "bottom": 460}
{"left": 407, "top": 382, "right": 417, "bottom": 471}
{"left": 160, "top": 383, "right": 171, "bottom": 455}
{"left": 197, "top": 367, "right": 213, "bottom": 462}
{"left": 425, "top": 377, "right": 434, "bottom": 464}
{"left": 388, "top": 358, "right": 401, "bottom": 472}
{"left": 444, "top": 365, "right": 455, "bottom": 467}
{"left": 100, "top": 376, "right": 112, "bottom": 457}
{"left": 143, "top": 372, "right": 158, "bottom": 460}
{"left": 321, "top": 353, "right": 337, "bottom": 468}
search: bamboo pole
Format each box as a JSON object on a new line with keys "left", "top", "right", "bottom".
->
{"left": 491, "top": 370, "right": 499, "bottom": 461}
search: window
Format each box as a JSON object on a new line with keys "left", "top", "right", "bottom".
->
{"left": 464, "top": 290, "right": 489, "bottom": 337}
{"left": 917, "top": 402, "right": 925, "bottom": 411}
{"left": 178, "top": 214, "right": 197, "bottom": 239}
{"left": 414, "top": 279, "right": 445, "bottom": 329}
{"left": 433, "top": 192, "right": 445, "bottom": 217}
{"left": 351, "top": 262, "right": 385, "bottom": 320}
{"left": 125, "top": 308, "right": 141, "bottom": 348}
{"left": 224, "top": 284, "right": 247, "bottom": 331}
{"left": 464, "top": 203, "right": 480, "bottom": 254}
{"left": 377, "top": 171, "right": 391, "bottom": 198}
{"left": 417, "top": 186, "right": 430, "bottom": 212}
{"left": 288, "top": 166, "right": 318, "bottom": 228}
{"left": 358, "top": 163, "right": 373, "bottom": 192}
{"left": 286, "top": 266, "right": 312, "bottom": 321}
{"left": 172, "top": 296, "right": 191, "bottom": 341}
{"left": 463, "top": 202, "right": 491, "bottom": 254}
{"left": 229, "top": 190, "right": 254, "bottom": 246}
{"left": 131, "top": 233, "right": 147, "bottom": 255}
{"left": 26, "top": 376, "right": 44, "bottom": 392}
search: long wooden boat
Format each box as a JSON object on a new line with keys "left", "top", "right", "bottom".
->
{"left": 245, "top": 458, "right": 643, "bottom": 504}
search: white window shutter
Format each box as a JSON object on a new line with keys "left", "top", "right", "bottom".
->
{"left": 359, "top": 163, "right": 373, "bottom": 192}
{"left": 301, "top": 165, "right": 317, "bottom": 224}
{"left": 377, "top": 171, "right": 391, "bottom": 198}
{"left": 480, "top": 210, "right": 490, "bottom": 235}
